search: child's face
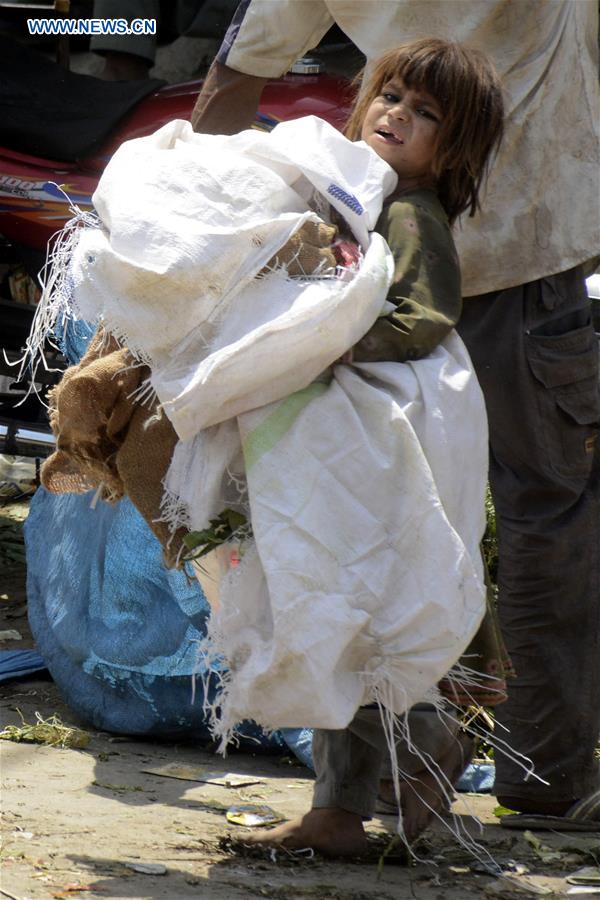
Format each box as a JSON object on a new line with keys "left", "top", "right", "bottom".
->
{"left": 361, "top": 78, "right": 443, "bottom": 184}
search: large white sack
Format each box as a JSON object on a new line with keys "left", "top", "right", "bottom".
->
{"left": 44, "top": 114, "right": 487, "bottom": 740}
{"left": 196, "top": 332, "right": 488, "bottom": 737}
{"left": 159, "top": 234, "right": 393, "bottom": 438}
{"left": 67, "top": 117, "right": 397, "bottom": 440}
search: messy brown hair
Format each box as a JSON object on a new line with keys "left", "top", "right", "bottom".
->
{"left": 345, "top": 38, "right": 504, "bottom": 225}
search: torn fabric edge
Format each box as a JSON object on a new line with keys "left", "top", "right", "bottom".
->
{"left": 10, "top": 193, "right": 102, "bottom": 406}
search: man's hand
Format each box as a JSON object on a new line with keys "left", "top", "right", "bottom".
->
{"left": 192, "top": 61, "right": 270, "bottom": 134}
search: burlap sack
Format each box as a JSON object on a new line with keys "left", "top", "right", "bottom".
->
{"left": 41, "top": 218, "right": 342, "bottom": 567}
{"left": 42, "top": 329, "right": 185, "bottom": 566}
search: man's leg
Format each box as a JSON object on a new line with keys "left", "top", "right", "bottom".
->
{"left": 458, "top": 266, "right": 600, "bottom": 811}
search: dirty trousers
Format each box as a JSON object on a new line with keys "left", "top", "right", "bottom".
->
{"left": 458, "top": 265, "right": 600, "bottom": 804}
{"left": 312, "top": 703, "right": 460, "bottom": 817}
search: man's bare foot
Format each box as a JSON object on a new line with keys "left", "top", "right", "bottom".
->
{"left": 379, "top": 732, "right": 475, "bottom": 842}
{"left": 239, "top": 807, "right": 369, "bottom": 858}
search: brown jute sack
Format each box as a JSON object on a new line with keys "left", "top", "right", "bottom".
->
{"left": 42, "top": 328, "right": 186, "bottom": 566}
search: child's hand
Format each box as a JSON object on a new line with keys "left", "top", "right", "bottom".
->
{"left": 263, "top": 220, "right": 337, "bottom": 277}
{"left": 336, "top": 348, "right": 354, "bottom": 365}
{"left": 331, "top": 239, "right": 361, "bottom": 270}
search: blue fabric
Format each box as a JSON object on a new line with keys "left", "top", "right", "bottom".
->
{"left": 0, "top": 649, "right": 48, "bottom": 683}
{"left": 54, "top": 316, "right": 95, "bottom": 364}
{"left": 21, "top": 318, "right": 301, "bottom": 751}
{"left": 456, "top": 762, "right": 495, "bottom": 793}
{"left": 280, "top": 728, "right": 314, "bottom": 770}
{"left": 25, "top": 488, "right": 282, "bottom": 745}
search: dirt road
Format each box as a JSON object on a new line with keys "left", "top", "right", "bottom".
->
{"left": 1, "top": 502, "right": 596, "bottom": 899}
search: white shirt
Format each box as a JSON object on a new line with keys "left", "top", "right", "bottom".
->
{"left": 219, "top": 0, "right": 599, "bottom": 296}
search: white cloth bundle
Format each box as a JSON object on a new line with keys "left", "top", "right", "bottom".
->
{"left": 188, "top": 334, "right": 488, "bottom": 738}
{"left": 69, "top": 117, "right": 397, "bottom": 439}
{"left": 58, "top": 116, "right": 487, "bottom": 740}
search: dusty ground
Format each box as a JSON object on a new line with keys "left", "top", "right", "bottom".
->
{"left": 1, "top": 499, "right": 599, "bottom": 900}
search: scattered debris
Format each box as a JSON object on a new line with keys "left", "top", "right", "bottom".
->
{"left": 91, "top": 781, "right": 147, "bottom": 792}
{"left": 484, "top": 873, "right": 555, "bottom": 895}
{"left": 523, "top": 830, "right": 565, "bottom": 864}
{"left": 0, "top": 521, "right": 27, "bottom": 568}
{"left": 0, "top": 630, "right": 23, "bottom": 641}
{"left": 219, "top": 834, "right": 317, "bottom": 865}
{"left": 219, "top": 831, "right": 407, "bottom": 867}
{"left": 0, "top": 711, "right": 91, "bottom": 749}
{"left": 142, "top": 762, "right": 263, "bottom": 787}
{"left": 504, "top": 862, "right": 530, "bottom": 876}
{"left": 494, "top": 805, "right": 518, "bottom": 817}
{"left": 124, "top": 862, "right": 168, "bottom": 875}
{"left": 551, "top": 834, "right": 600, "bottom": 862}
{"left": 189, "top": 798, "right": 231, "bottom": 814}
{"left": 567, "top": 867, "right": 600, "bottom": 886}
{"left": 0, "top": 458, "right": 37, "bottom": 500}
{"left": 470, "top": 859, "right": 504, "bottom": 876}
{"left": 226, "top": 804, "right": 284, "bottom": 827}
{"left": 91, "top": 861, "right": 134, "bottom": 877}
{"left": 567, "top": 890, "right": 600, "bottom": 897}
{"left": 51, "top": 886, "right": 98, "bottom": 898}
{"left": 5, "top": 604, "right": 28, "bottom": 620}
{"left": 269, "top": 847, "right": 315, "bottom": 864}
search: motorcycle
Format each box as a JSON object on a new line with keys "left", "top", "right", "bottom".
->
{"left": 0, "top": 35, "right": 353, "bottom": 456}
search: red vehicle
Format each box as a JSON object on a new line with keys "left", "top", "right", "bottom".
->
{"left": 0, "top": 39, "right": 353, "bottom": 454}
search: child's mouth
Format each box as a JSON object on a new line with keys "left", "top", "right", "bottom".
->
{"left": 375, "top": 129, "right": 403, "bottom": 145}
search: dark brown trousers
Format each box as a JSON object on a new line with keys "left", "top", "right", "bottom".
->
{"left": 458, "top": 265, "right": 600, "bottom": 803}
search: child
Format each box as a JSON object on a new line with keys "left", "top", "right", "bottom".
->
{"left": 37, "top": 35, "right": 505, "bottom": 857}
{"left": 241, "top": 37, "right": 505, "bottom": 857}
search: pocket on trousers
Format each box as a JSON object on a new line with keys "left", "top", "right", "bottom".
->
{"left": 526, "top": 325, "right": 600, "bottom": 478}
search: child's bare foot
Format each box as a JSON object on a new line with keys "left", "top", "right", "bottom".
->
{"left": 238, "top": 807, "right": 369, "bottom": 857}
{"left": 378, "top": 732, "right": 474, "bottom": 842}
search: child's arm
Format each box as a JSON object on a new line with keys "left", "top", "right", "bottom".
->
{"left": 353, "top": 198, "right": 462, "bottom": 363}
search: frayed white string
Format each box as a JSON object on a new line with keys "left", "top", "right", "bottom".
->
{"left": 435, "top": 664, "right": 545, "bottom": 786}
{"left": 158, "top": 483, "right": 192, "bottom": 536}
{"left": 157, "top": 448, "right": 249, "bottom": 541}
{"left": 103, "top": 325, "right": 152, "bottom": 368}
{"left": 127, "top": 374, "right": 158, "bottom": 409}
{"left": 444, "top": 659, "right": 507, "bottom": 698}
{"left": 89, "top": 482, "right": 105, "bottom": 510}
{"left": 369, "top": 677, "right": 500, "bottom": 869}
{"left": 191, "top": 541, "right": 259, "bottom": 754}
{"left": 7, "top": 188, "right": 101, "bottom": 406}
